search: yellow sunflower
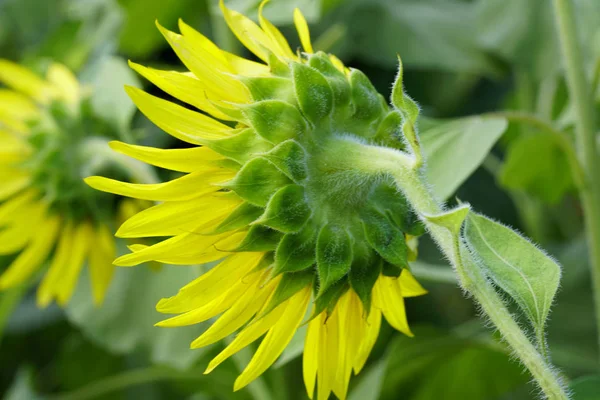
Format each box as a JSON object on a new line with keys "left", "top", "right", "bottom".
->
{"left": 86, "top": 1, "right": 427, "bottom": 398}
{"left": 0, "top": 60, "right": 148, "bottom": 307}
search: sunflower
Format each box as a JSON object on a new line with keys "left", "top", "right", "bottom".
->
{"left": 0, "top": 60, "right": 149, "bottom": 307}
{"left": 86, "top": 1, "right": 427, "bottom": 398}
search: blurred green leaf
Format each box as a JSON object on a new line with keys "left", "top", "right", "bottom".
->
{"left": 215, "top": 0, "right": 321, "bottom": 24}
{"left": 464, "top": 213, "right": 561, "bottom": 336}
{"left": 348, "top": 357, "right": 387, "bottom": 400}
{"left": 88, "top": 56, "right": 140, "bottom": 133}
{"left": 380, "top": 326, "right": 528, "bottom": 400}
{"left": 420, "top": 116, "right": 508, "bottom": 200}
{"left": 4, "top": 368, "right": 44, "bottom": 400}
{"left": 338, "top": 0, "right": 498, "bottom": 74}
{"left": 500, "top": 132, "right": 574, "bottom": 204}
{"left": 274, "top": 325, "right": 306, "bottom": 368}
{"left": 118, "top": 0, "right": 208, "bottom": 58}
{"left": 65, "top": 264, "right": 207, "bottom": 370}
{"left": 570, "top": 376, "right": 600, "bottom": 400}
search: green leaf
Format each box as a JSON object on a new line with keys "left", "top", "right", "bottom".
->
{"left": 499, "top": 132, "right": 574, "bottom": 204}
{"left": 89, "top": 56, "right": 140, "bottom": 132}
{"left": 312, "top": 278, "right": 349, "bottom": 317}
{"left": 570, "top": 376, "right": 600, "bottom": 400}
{"left": 240, "top": 76, "right": 295, "bottom": 103}
{"left": 381, "top": 326, "right": 529, "bottom": 400}
{"left": 423, "top": 204, "right": 470, "bottom": 236}
{"left": 208, "top": 128, "right": 273, "bottom": 164}
{"left": 260, "top": 270, "right": 314, "bottom": 317}
{"left": 118, "top": 0, "right": 206, "bottom": 57}
{"left": 256, "top": 184, "right": 312, "bottom": 233}
{"left": 274, "top": 324, "right": 307, "bottom": 368}
{"left": 348, "top": 357, "right": 388, "bottom": 400}
{"left": 342, "top": 0, "right": 498, "bottom": 74}
{"left": 362, "top": 209, "right": 409, "bottom": 269}
{"left": 291, "top": 62, "right": 334, "bottom": 124}
{"left": 349, "top": 69, "right": 386, "bottom": 122}
{"left": 368, "top": 182, "right": 425, "bottom": 236}
{"left": 308, "top": 52, "right": 351, "bottom": 108}
{"left": 234, "top": 225, "right": 283, "bottom": 252}
{"left": 316, "top": 224, "right": 353, "bottom": 294}
{"left": 261, "top": 140, "right": 308, "bottom": 182}
{"left": 274, "top": 224, "right": 317, "bottom": 274}
{"left": 242, "top": 100, "right": 308, "bottom": 144}
{"left": 66, "top": 263, "right": 207, "bottom": 370}
{"left": 223, "top": 157, "right": 291, "bottom": 207}
{"left": 420, "top": 116, "right": 508, "bottom": 200}
{"left": 464, "top": 213, "right": 561, "bottom": 331}
{"left": 211, "top": 201, "right": 263, "bottom": 235}
{"left": 349, "top": 253, "right": 382, "bottom": 311}
{"left": 4, "top": 368, "right": 44, "bottom": 400}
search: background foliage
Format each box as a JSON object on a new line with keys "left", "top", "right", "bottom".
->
{"left": 1, "top": 0, "right": 599, "bottom": 399}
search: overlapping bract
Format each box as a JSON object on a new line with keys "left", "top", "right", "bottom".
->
{"left": 0, "top": 60, "right": 140, "bottom": 306}
{"left": 86, "top": 1, "right": 427, "bottom": 399}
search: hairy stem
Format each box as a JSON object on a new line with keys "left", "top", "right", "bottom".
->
{"left": 349, "top": 140, "right": 569, "bottom": 399}
{"left": 552, "top": 0, "right": 600, "bottom": 360}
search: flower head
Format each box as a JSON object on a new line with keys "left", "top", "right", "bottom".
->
{"left": 86, "top": 1, "right": 427, "bottom": 398}
{"left": 0, "top": 60, "right": 147, "bottom": 307}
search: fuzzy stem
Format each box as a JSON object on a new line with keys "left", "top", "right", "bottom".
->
{"left": 347, "top": 140, "right": 569, "bottom": 399}
{"left": 552, "top": 0, "right": 600, "bottom": 359}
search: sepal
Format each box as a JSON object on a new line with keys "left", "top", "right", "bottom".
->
{"left": 261, "top": 140, "right": 308, "bottom": 182}
{"left": 362, "top": 208, "right": 409, "bottom": 269}
{"left": 291, "top": 62, "right": 334, "bottom": 124}
{"left": 254, "top": 184, "right": 311, "bottom": 233}
{"left": 207, "top": 128, "right": 273, "bottom": 164}
{"left": 242, "top": 99, "right": 307, "bottom": 144}
{"left": 233, "top": 225, "right": 282, "bottom": 252}
{"left": 222, "top": 157, "right": 291, "bottom": 206}
{"left": 316, "top": 223, "right": 353, "bottom": 295}
{"left": 274, "top": 223, "right": 317, "bottom": 274}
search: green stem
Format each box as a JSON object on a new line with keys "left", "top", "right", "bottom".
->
{"left": 410, "top": 262, "right": 457, "bottom": 285}
{"left": 552, "top": 0, "right": 600, "bottom": 359}
{"left": 347, "top": 140, "right": 569, "bottom": 399}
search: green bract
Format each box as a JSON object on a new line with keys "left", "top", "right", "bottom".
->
{"left": 219, "top": 51, "right": 424, "bottom": 311}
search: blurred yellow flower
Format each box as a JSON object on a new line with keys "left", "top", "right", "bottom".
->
{"left": 86, "top": 1, "right": 427, "bottom": 398}
{"left": 0, "top": 60, "right": 144, "bottom": 307}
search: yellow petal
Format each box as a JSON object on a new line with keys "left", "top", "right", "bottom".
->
{"left": 84, "top": 168, "right": 234, "bottom": 201}
{"left": 334, "top": 291, "right": 364, "bottom": 400}
{"left": 191, "top": 273, "right": 277, "bottom": 347}
{"left": 0, "top": 214, "right": 60, "bottom": 289}
{"left": 329, "top": 54, "right": 347, "bottom": 74}
{"left": 0, "top": 189, "right": 38, "bottom": 226}
{"left": 116, "top": 192, "right": 240, "bottom": 238}
{"left": 234, "top": 285, "right": 311, "bottom": 391}
{"left": 219, "top": 0, "right": 275, "bottom": 62}
{"left": 109, "top": 141, "right": 225, "bottom": 173}
{"left": 0, "top": 200, "right": 47, "bottom": 255}
{"left": 353, "top": 308, "right": 381, "bottom": 374}
{"left": 88, "top": 224, "right": 116, "bottom": 305}
{"left": 177, "top": 19, "right": 232, "bottom": 72}
{"left": 128, "top": 62, "right": 235, "bottom": 121}
{"left": 125, "top": 85, "right": 234, "bottom": 145}
{"left": 399, "top": 269, "right": 428, "bottom": 297}
{"left": 294, "top": 8, "right": 314, "bottom": 53}
{"left": 0, "top": 59, "right": 55, "bottom": 102}
{"left": 0, "top": 109, "right": 28, "bottom": 133}
{"left": 0, "top": 173, "right": 31, "bottom": 201}
{"left": 36, "top": 221, "right": 74, "bottom": 307}
{"left": 46, "top": 63, "right": 80, "bottom": 105}
{"left": 157, "top": 252, "right": 264, "bottom": 314}
{"left": 157, "top": 22, "right": 249, "bottom": 103}
{"left": 113, "top": 231, "right": 244, "bottom": 267}
{"left": 221, "top": 51, "right": 269, "bottom": 76}
{"left": 374, "top": 276, "right": 413, "bottom": 337}
{"left": 317, "top": 307, "right": 339, "bottom": 400}
{"left": 303, "top": 313, "right": 320, "bottom": 399}
{"left": 258, "top": 0, "right": 295, "bottom": 59}
{"left": 204, "top": 293, "right": 288, "bottom": 374}
{"left": 0, "top": 89, "right": 39, "bottom": 121}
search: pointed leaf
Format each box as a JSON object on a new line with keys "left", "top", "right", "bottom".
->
{"left": 291, "top": 62, "right": 333, "bottom": 123}
{"left": 208, "top": 128, "right": 273, "bottom": 164}
{"left": 212, "top": 202, "right": 263, "bottom": 234}
{"left": 233, "top": 225, "right": 283, "bottom": 252}
{"left": 224, "top": 157, "right": 291, "bottom": 207}
{"left": 240, "top": 76, "right": 294, "bottom": 102}
{"left": 349, "top": 253, "right": 382, "bottom": 311}
{"left": 261, "top": 270, "right": 314, "bottom": 317}
{"left": 350, "top": 69, "right": 386, "bottom": 122}
{"left": 464, "top": 212, "right": 561, "bottom": 330}
{"left": 316, "top": 224, "right": 353, "bottom": 294}
{"left": 423, "top": 204, "right": 470, "bottom": 235}
{"left": 362, "top": 209, "right": 409, "bottom": 269}
{"left": 261, "top": 140, "right": 308, "bottom": 182}
{"left": 256, "top": 184, "right": 311, "bottom": 233}
{"left": 274, "top": 224, "right": 317, "bottom": 274}
{"left": 242, "top": 100, "right": 307, "bottom": 144}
